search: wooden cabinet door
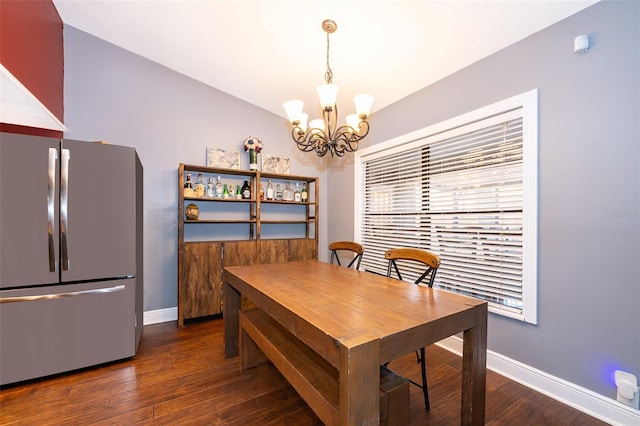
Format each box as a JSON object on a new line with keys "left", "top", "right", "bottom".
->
{"left": 224, "top": 241, "right": 258, "bottom": 311}
{"left": 223, "top": 241, "right": 257, "bottom": 267}
{"left": 258, "top": 240, "right": 289, "bottom": 264}
{"left": 289, "top": 239, "right": 318, "bottom": 261}
{"left": 181, "top": 242, "right": 222, "bottom": 320}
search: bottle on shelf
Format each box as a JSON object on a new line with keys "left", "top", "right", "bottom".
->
{"left": 282, "top": 181, "right": 294, "bottom": 202}
{"left": 275, "top": 183, "right": 283, "bottom": 201}
{"left": 183, "top": 173, "right": 194, "bottom": 197}
{"left": 194, "top": 173, "right": 205, "bottom": 198}
{"left": 266, "top": 179, "right": 274, "bottom": 200}
{"left": 301, "top": 182, "right": 308, "bottom": 202}
{"left": 223, "top": 184, "right": 230, "bottom": 199}
{"left": 241, "top": 180, "right": 251, "bottom": 199}
{"left": 206, "top": 177, "right": 215, "bottom": 198}
{"left": 215, "top": 176, "right": 223, "bottom": 198}
{"left": 294, "top": 182, "right": 302, "bottom": 202}
{"left": 235, "top": 184, "right": 242, "bottom": 199}
{"left": 259, "top": 185, "right": 265, "bottom": 200}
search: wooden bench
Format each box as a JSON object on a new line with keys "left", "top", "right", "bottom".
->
{"left": 239, "top": 308, "right": 409, "bottom": 425}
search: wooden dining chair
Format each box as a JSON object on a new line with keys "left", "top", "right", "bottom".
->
{"left": 328, "top": 241, "right": 364, "bottom": 269}
{"left": 385, "top": 247, "right": 441, "bottom": 411}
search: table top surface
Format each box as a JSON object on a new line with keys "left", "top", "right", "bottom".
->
{"left": 225, "top": 260, "right": 486, "bottom": 344}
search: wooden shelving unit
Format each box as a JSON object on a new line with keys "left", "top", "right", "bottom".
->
{"left": 177, "top": 163, "right": 319, "bottom": 326}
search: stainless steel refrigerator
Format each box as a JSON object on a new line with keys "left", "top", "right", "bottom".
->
{"left": 0, "top": 132, "right": 143, "bottom": 385}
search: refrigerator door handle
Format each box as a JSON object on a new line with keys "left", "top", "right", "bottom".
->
{"left": 0, "top": 284, "right": 126, "bottom": 304}
{"left": 60, "top": 148, "right": 70, "bottom": 271}
{"left": 47, "top": 148, "right": 58, "bottom": 272}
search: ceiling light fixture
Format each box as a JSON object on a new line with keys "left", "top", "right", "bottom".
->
{"left": 284, "top": 19, "right": 373, "bottom": 157}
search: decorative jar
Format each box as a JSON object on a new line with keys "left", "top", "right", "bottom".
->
{"left": 185, "top": 203, "right": 199, "bottom": 220}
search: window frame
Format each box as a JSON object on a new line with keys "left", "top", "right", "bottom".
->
{"left": 354, "top": 89, "right": 538, "bottom": 324}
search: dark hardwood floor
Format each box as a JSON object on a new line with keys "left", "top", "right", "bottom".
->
{"left": 0, "top": 319, "right": 607, "bottom": 425}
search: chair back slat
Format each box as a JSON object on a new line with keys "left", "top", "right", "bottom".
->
{"left": 329, "top": 241, "right": 364, "bottom": 269}
{"left": 385, "top": 248, "right": 441, "bottom": 287}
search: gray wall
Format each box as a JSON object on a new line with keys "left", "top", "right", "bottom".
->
{"left": 328, "top": 0, "right": 639, "bottom": 400}
{"left": 63, "top": 27, "right": 329, "bottom": 313}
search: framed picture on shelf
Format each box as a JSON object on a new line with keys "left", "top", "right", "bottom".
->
{"left": 206, "top": 147, "right": 240, "bottom": 169}
{"left": 261, "top": 154, "right": 290, "bottom": 174}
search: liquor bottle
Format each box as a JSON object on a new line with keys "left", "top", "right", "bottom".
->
{"left": 294, "top": 182, "right": 301, "bottom": 202}
{"left": 282, "top": 181, "right": 294, "bottom": 201}
{"left": 215, "top": 176, "right": 224, "bottom": 198}
{"left": 275, "top": 183, "right": 283, "bottom": 201}
{"left": 241, "top": 180, "right": 251, "bottom": 199}
{"left": 206, "top": 177, "right": 215, "bottom": 198}
{"left": 266, "top": 179, "right": 274, "bottom": 200}
{"left": 301, "top": 182, "right": 308, "bottom": 202}
{"left": 183, "top": 173, "right": 194, "bottom": 197}
{"left": 222, "top": 184, "right": 230, "bottom": 199}
{"left": 259, "top": 185, "right": 265, "bottom": 200}
{"left": 194, "top": 173, "right": 205, "bottom": 198}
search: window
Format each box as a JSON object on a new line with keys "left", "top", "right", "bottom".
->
{"left": 355, "top": 90, "right": 538, "bottom": 323}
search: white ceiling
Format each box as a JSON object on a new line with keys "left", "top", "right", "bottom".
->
{"left": 52, "top": 0, "right": 599, "bottom": 120}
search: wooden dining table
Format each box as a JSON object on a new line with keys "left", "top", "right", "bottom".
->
{"left": 223, "top": 260, "right": 487, "bottom": 425}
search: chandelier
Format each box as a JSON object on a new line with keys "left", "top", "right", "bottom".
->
{"left": 284, "top": 19, "right": 373, "bottom": 157}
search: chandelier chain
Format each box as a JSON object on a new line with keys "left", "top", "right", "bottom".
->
{"left": 325, "top": 31, "right": 333, "bottom": 84}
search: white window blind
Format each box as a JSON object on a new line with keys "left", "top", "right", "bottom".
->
{"left": 355, "top": 90, "right": 538, "bottom": 323}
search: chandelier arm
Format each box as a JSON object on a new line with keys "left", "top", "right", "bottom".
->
{"left": 332, "top": 128, "right": 358, "bottom": 155}
{"left": 337, "top": 120, "right": 369, "bottom": 153}
{"left": 355, "top": 119, "right": 370, "bottom": 138}
{"left": 293, "top": 127, "right": 320, "bottom": 152}
{"left": 316, "top": 136, "right": 331, "bottom": 157}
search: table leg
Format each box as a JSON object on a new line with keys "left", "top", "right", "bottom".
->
{"left": 461, "top": 303, "right": 488, "bottom": 425}
{"left": 223, "top": 281, "right": 241, "bottom": 358}
{"left": 338, "top": 333, "right": 380, "bottom": 425}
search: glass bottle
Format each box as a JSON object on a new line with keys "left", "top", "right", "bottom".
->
{"left": 183, "top": 173, "right": 194, "bottom": 197}
{"left": 222, "top": 184, "right": 230, "bottom": 199}
{"left": 215, "top": 176, "right": 224, "bottom": 198}
{"left": 266, "top": 179, "right": 274, "bottom": 200}
{"left": 241, "top": 180, "right": 251, "bottom": 199}
{"left": 301, "top": 182, "right": 308, "bottom": 202}
{"left": 275, "top": 183, "right": 283, "bottom": 201}
{"left": 235, "top": 184, "right": 242, "bottom": 199}
{"left": 206, "top": 177, "right": 215, "bottom": 198}
{"left": 282, "top": 181, "right": 294, "bottom": 201}
{"left": 194, "top": 173, "right": 205, "bottom": 198}
{"left": 259, "top": 185, "right": 265, "bottom": 200}
{"left": 294, "top": 182, "right": 301, "bottom": 202}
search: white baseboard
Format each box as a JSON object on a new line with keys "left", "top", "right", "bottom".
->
{"left": 143, "top": 307, "right": 177, "bottom": 325}
{"left": 437, "top": 336, "right": 640, "bottom": 426}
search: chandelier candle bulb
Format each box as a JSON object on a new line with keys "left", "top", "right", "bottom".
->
{"left": 284, "top": 100, "right": 304, "bottom": 123}
{"left": 354, "top": 94, "right": 374, "bottom": 117}
{"left": 317, "top": 84, "right": 339, "bottom": 108}
{"left": 310, "top": 119, "right": 325, "bottom": 132}
{"left": 346, "top": 114, "right": 361, "bottom": 131}
{"left": 298, "top": 113, "right": 309, "bottom": 131}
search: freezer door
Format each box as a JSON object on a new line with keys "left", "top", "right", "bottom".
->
{"left": 0, "top": 133, "right": 61, "bottom": 288}
{"left": 60, "top": 140, "right": 136, "bottom": 282}
{"left": 0, "top": 278, "right": 136, "bottom": 385}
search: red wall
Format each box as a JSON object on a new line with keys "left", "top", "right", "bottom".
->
{"left": 0, "top": 0, "right": 64, "bottom": 138}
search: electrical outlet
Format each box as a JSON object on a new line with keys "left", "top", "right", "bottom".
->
{"left": 615, "top": 370, "right": 640, "bottom": 410}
